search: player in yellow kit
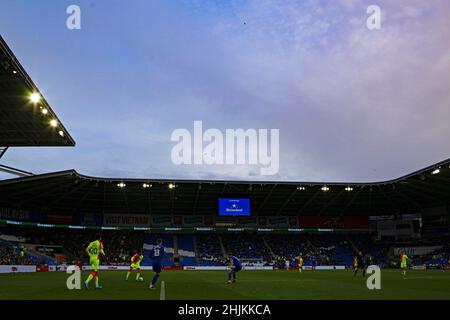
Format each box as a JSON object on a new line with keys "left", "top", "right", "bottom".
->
{"left": 84, "top": 233, "right": 105, "bottom": 289}
{"left": 297, "top": 255, "right": 304, "bottom": 272}
{"left": 400, "top": 252, "right": 408, "bottom": 276}
{"left": 126, "top": 251, "right": 144, "bottom": 281}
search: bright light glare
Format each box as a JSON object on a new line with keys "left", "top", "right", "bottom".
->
{"left": 30, "top": 92, "right": 41, "bottom": 103}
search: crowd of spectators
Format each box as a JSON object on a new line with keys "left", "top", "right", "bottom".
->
{"left": 222, "top": 234, "right": 272, "bottom": 261}
{"left": 0, "top": 245, "right": 35, "bottom": 265}
{"left": 3, "top": 228, "right": 145, "bottom": 265}
{"left": 349, "top": 234, "right": 389, "bottom": 266}
{"left": 405, "top": 237, "right": 450, "bottom": 268}
{"left": 1, "top": 226, "right": 449, "bottom": 268}
{"left": 63, "top": 230, "right": 145, "bottom": 265}
{"left": 195, "top": 234, "right": 225, "bottom": 265}
{"left": 308, "top": 234, "right": 354, "bottom": 265}
{"left": 265, "top": 235, "right": 313, "bottom": 260}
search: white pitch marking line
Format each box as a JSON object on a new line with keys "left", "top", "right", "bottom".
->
{"left": 160, "top": 281, "right": 166, "bottom": 300}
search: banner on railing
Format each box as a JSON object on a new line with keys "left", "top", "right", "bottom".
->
{"left": 392, "top": 246, "right": 442, "bottom": 256}
{"left": 152, "top": 215, "right": 172, "bottom": 226}
{"left": 0, "top": 208, "right": 30, "bottom": 221}
{"left": 0, "top": 265, "right": 36, "bottom": 273}
{"left": 183, "top": 266, "right": 274, "bottom": 271}
{"left": 182, "top": 216, "right": 204, "bottom": 226}
{"left": 300, "top": 215, "right": 369, "bottom": 229}
{"left": 0, "top": 218, "right": 368, "bottom": 233}
{"left": 103, "top": 214, "right": 151, "bottom": 227}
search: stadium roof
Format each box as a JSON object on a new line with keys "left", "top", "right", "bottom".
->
{"left": 0, "top": 158, "right": 448, "bottom": 216}
{"left": 0, "top": 35, "right": 75, "bottom": 147}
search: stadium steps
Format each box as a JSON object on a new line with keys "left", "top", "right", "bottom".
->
{"left": 173, "top": 235, "right": 179, "bottom": 258}
{"left": 346, "top": 235, "right": 359, "bottom": 253}
{"left": 1, "top": 241, "right": 55, "bottom": 265}
{"left": 304, "top": 235, "right": 320, "bottom": 254}
{"left": 25, "top": 248, "right": 56, "bottom": 265}
{"left": 193, "top": 236, "right": 202, "bottom": 266}
{"left": 262, "top": 236, "right": 276, "bottom": 258}
{"left": 218, "top": 235, "right": 226, "bottom": 257}
{"left": 55, "top": 246, "right": 81, "bottom": 262}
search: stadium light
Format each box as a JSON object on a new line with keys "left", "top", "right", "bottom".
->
{"left": 29, "top": 92, "right": 41, "bottom": 104}
{"left": 321, "top": 186, "right": 329, "bottom": 192}
{"left": 12, "top": 70, "right": 17, "bottom": 74}
{"left": 143, "top": 183, "right": 151, "bottom": 189}
{"left": 58, "top": 130, "right": 64, "bottom": 137}
{"left": 431, "top": 168, "right": 440, "bottom": 175}
{"left": 41, "top": 108, "right": 48, "bottom": 115}
{"left": 345, "top": 186, "right": 353, "bottom": 191}
{"left": 50, "top": 119, "right": 58, "bottom": 127}
{"left": 117, "top": 182, "right": 126, "bottom": 188}
{"left": 297, "top": 186, "right": 306, "bottom": 191}
{"left": 168, "top": 183, "right": 176, "bottom": 190}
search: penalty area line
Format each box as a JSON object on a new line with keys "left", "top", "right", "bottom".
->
{"left": 160, "top": 281, "right": 166, "bottom": 300}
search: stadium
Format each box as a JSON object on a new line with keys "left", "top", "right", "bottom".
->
{"left": 1, "top": 2, "right": 450, "bottom": 303}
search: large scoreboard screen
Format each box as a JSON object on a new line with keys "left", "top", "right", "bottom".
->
{"left": 218, "top": 198, "right": 250, "bottom": 216}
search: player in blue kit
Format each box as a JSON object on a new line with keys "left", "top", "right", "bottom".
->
{"left": 226, "top": 254, "right": 242, "bottom": 284}
{"left": 311, "top": 256, "right": 317, "bottom": 272}
{"left": 149, "top": 238, "right": 165, "bottom": 290}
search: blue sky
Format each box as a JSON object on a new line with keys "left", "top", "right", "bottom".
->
{"left": 0, "top": 0, "right": 449, "bottom": 182}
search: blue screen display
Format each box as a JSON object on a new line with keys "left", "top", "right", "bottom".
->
{"left": 219, "top": 198, "right": 250, "bottom": 216}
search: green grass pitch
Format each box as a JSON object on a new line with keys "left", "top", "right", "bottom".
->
{"left": 0, "top": 269, "right": 449, "bottom": 300}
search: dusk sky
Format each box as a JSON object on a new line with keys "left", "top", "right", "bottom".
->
{"left": 0, "top": 0, "right": 449, "bottom": 182}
